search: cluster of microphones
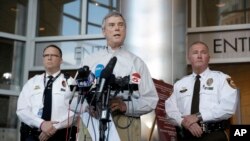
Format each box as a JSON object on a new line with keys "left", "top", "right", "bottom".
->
{"left": 69, "top": 56, "right": 140, "bottom": 106}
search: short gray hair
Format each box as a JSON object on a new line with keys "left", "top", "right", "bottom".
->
{"left": 102, "top": 11, "right": 126, "bottom": 29}
{"left": 189, "top": 41, "right": 209, "bottom": 51}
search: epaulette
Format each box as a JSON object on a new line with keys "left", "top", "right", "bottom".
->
{"left": 226, "top": 77, "right": 237, "bottom": 89}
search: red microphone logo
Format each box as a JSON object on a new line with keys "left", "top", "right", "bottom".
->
{"left": 131, "top": 73, "right": 141, "bottom": 84}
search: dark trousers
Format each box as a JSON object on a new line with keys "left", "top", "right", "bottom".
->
{"left": 176, "top": 129, "right": 228, "bottom": 141}
{"left": 20, "top": 123, "right": 77, "bottom": 141}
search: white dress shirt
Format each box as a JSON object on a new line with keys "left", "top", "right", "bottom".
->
{"left": 17, "top": 71, "right": 75, "bottom": 129}
{"left": 165, "top": 68, "right": 238, "bottom": 127}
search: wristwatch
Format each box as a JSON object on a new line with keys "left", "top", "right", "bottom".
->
{"left": 196, "top": 112, "right": 203, "bottom": 121}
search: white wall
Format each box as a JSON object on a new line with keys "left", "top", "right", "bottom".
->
{"left": 121, "top": 0, "right": 186, "bottom": 140}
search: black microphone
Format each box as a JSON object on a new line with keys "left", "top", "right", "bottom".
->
{"left": 77, "top": 66, "right": 90, "bottom": 79}
{"left": 96, "top": 56, "right": 117, "bottom": 100}
{"left": 69, "top": 66, "right": 91, "bottom": 104}
{"left": 70, "top": 66, "right": 95, "bottom": 93}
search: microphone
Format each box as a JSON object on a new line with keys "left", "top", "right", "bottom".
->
{"left": 76, "top": 66, "right": 95, "bottom": 93}
{"left": 130, "top": 72, "right": 141, "bottom": 84}
{"left": 96, "top": 57, "right": 117, "bottom": 99}
{"left": 95, "top": 64, "right": 104, "bottom": 86}
{"left": 111, "top": 73, "right": 139, "bottom": 98}
{"left": 69, "top": 66, "right": 95, "bottom": 95}
{"left": 128, "top": 72, "right": 140, "bottom": 94}
{"left": 77, "top": 66, "right": 90, "bottom": 78}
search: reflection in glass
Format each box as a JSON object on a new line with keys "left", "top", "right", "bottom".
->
{"left": 37, "top": 0, "right": 81, "bottom": 36}
{"left": 189, "top": 0, "right": 250, "bottom": 27}
{"left": 87, "top": 0, "right": 120, "bottom": 34}
{"left": 0, "top": 38, "right": 24, "bottom": 91}
{"left": 35, "top": 39, "right": 106, "bottom": 67}
{"left": 0, "top": 0, "right": 28, "bottom": 35}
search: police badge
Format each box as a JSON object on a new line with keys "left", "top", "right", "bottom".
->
{"left": 206, "top": 78, "right": 213, "bottom": 86}
{"left": 204, "top": 78, "right": 214, "bottom": 90}
{"left": 62, "top": 80, "right": 66, "bottom": 87}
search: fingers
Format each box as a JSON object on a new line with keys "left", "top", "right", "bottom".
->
{"left": 109, "top": 97, "right": 127, "bottom": 113}
{"left": 87, "top": 106, "right": 99, "bottom": 118}
{"left": 110, "top": 102, "right": 120, "bottom": 112}
{"left": 39, "top": 132, "right": 50, "bottom": 141}
{"left": 181, "top": 114, "right": 199, "bottom": 129}
{"left": 188, "top": 123, "right": 203, "bottom": 137}
{"left": 40, "top": 121, "right": 57, "bottom": 137}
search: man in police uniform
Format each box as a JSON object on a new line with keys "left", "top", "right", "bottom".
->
{"left": 78, "top": 11, "right": 159, "bottom": 141}
{"left": 165, "top": 41, "right": 238, "bottom": 141}
{"left": 16, "top": 45, "right": 77, "bottom": 141}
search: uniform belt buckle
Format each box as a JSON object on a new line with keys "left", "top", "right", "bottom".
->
{"left": 201, "top": 121, "right": 226, "bottom": 133}
{"left": 201, "top": 122, "right": 212, "bottom": 133}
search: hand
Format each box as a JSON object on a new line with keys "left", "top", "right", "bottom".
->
{"left": 39, "top": 131, "right": 50, "bottom": 141}
{"left": 87, "top": 105, "right": 99, "bottom": 118}
{"left": 181, "top": 114, "right": 199, "bottom": 129}
{"left": 109, "top": 97, "right": 127, "bottom": 113}
{"left": 187, "top": 122, "right": 203, "bottom": 137}
{"left": 40, "top": 121, "right": 58, "bottom": 137}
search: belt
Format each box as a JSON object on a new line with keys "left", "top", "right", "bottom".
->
{"left": 21, "top": 122, "right": 77, "bottom": 139}
{"left": 201, "top": 120, "right": 229, "bottom": 133}
{"left": 20, "top": 122, "right": 40, "bottom": 137}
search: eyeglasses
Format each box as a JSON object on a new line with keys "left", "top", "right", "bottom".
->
{"left": 43, "top": 54, "right": 60, "bottom": 58}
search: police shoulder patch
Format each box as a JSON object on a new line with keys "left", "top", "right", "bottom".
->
{"left": 226, "top": 77, "right": 237, "bottom": 89}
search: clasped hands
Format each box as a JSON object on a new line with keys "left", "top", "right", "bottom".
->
{"left": 88, "top": 97, "right": 127, "bottom": 118}
{"left": 181, "top": 114, "right": 203, "bottom": 137}
{"left": 39, "top": 121, "right": 58, "bottom": 141}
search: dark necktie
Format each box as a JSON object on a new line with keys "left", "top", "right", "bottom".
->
{"left": 191, "top": 75, "right": 201, "bottom": 114}
{"left": 42, "top": 76, "right": 53, "bottom": 120}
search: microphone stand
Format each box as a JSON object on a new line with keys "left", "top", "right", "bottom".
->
{"left": 68, "top": 86, "right": 87, "bottom": 141}
{"left": 99, "top": 85, "right": 111, "bottom": 141}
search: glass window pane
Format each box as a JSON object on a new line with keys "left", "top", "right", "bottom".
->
{"left": 87, "top": 25, "right": 102, "bottom": 34}
{"left": 0, "top": 0, "right": 28, "bottom": 35}
{"left": 86, "top": 0, "right": 120, "bottom": 34}
{"left": 88, "top": 3, "right": 109, "bottom": 26}
{"left": 112, "top": 0, "right": 119, "bottom": 8}
{"left": 37, "top": 0, "right": 81, "bottom": 36}
{"left": 0, "top": 94, "right": 18, "bottom": 129}
{"left": 189, "top": 0, "right": 250, "bottom": 27}
{"left": 62, "top": 16, "right": 80, "bottom": 35}
{"left": 0, "top": 38, "right": 24, "bottom": 91}
{"left": 34, "top": 39, "right": 106, "bottom": 67}
{"left": 95, "top": 0, "right": 110, "bottom": 5}
{"left": 188, "top": 0, "right": 191, "bottom": 27}
{"left": 92, "top": 0, "right": 119, "bottom": 7}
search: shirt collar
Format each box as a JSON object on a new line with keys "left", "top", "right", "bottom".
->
{"left": 192, "top": 68, "right": 210, "bottom": 80}
{"left": 106, "top": 46, "right": 122, "bottom": 54}
{"left": 46, "top": 70, "right": 61, "bottom": 78}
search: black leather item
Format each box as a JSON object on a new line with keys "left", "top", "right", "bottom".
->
{"left": 42, "top": 76, "right": 53, "bottom": 120}
{"left": 191, "top": 75, "right": 201, "bottom": 114}
{"left": 20, "top": 122, "right": 40, "bottom": 141}
{"left": 201, "top": 120, "right": 230, "bottom": 133}
{"left": 20, "top": 122, "right": 77, "bottom": 141}
{"left": 176, "top": 120, "right": 229, "bottom": 140}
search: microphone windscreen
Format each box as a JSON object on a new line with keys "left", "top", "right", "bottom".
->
{"left": 95, "top": 64, "right": 104, "bottom": 78}
{"left": 77, "top": 66, "right": 90, "bottom": 78}
{"left": 131, "top": 72, "right": 141, "bottom": 84}
{"left": 101, "top": 56, "right": 117, "bottom": 79}
{"left": 76, "top": 72, "right": 95, "bottom": 88}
